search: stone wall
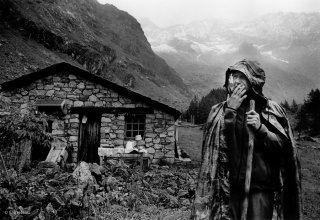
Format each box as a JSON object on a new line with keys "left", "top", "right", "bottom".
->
{"left": 98, "top": 111, "right": 176, "bottom": 164}
{"left": 0, "top": 71, "right": 177, "bottom": 164}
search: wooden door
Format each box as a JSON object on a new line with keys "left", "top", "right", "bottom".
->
{"left": 78, "top": 114, "right": 101, "bottom": 163}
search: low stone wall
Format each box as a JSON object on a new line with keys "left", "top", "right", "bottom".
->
{"left": 1, "top": 71, "right": 178, "bottom": 164}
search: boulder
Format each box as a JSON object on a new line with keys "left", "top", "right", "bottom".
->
{"left": 72, "top": 161, "right": 94, "bottom": 187}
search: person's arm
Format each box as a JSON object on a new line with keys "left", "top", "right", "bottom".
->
{"left": 224, "top": 106, "right": 239, "bottom": 162}
{"left": 254, "top": 122, "right": 284, "bottom": 153}
{"left": 224, "top": 106, "right": 237, "bottom": 129}
{"left": 224, "top": 84, "right": 246, "bottom": 151}
{"left": 247, "top": 110, "right": 284, "bottom": 153}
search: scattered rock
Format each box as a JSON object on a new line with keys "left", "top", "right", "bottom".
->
{"left": 46, "top": 203, "right": 57, "bottom": 215}
{"left": 89, "top": 163, "right": 105, "bottom": 182}
{"left": 37, "top": 161, "right": 60, "bottom": 177}
{"left": 166, "top": 187, "right": 175, "bottom": 195}
{"left": 64, "top": 189, "right": 75, "bottom": 201}
{"left": 150, "top": 164, "right": 159, "bottom": 169}
{"left": 51, "top": 194, "right": 65, "bottom": 207}
{"left": 0, "top": 111, "right": 11, "bottom": 116}
{"left": 177, "top": 189, "right": 189, "bottom": 198}
{"left": 167, "top": 193, "right": 178, "bottom": 205}
{"left": 89, "top": 163, "right": 104, "bottom": 176}
{"left": 65, "top": 163, "right": 77, "bottom": 171}
{"left": 180, "top": 198, "right": 190, "bottom": 206}
{"left": 72, "top": 161, "right": 94, "bottom": 187}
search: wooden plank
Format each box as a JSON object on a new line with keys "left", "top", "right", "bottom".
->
{"left": 71, "top": 107, "right": 154, "bottom": 114}
{"left": 45, "top": 146, "right": 67, "bottom": 163}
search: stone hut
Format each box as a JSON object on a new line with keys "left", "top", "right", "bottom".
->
{"left": 0, "top": 62, "right": 181, "bottom": 165}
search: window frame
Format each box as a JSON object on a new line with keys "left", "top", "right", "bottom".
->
{"left": 124, "top": 114, "right": 146, "bottom": 139}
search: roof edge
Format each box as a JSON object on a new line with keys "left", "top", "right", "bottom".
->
{"left": 1, "top": 62, "right": 181, "bottom": 118}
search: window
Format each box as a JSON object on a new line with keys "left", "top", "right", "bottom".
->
{"left": 35, "top": 99, "right": 66, "bottom": 115}
{"left": 125, "top": 114, "right": 146, "bottom": 139}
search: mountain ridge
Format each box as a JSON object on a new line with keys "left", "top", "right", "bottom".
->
{"left": 140, "top": 12, "right": 320, "bottom": 103}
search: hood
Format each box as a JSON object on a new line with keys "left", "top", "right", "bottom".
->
{"left": 224, "top": 59, "right": 266, "bottom": 97}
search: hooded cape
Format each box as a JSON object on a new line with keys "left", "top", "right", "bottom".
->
{"left": 190, "top": 59, "right": 302, "bottom": 220}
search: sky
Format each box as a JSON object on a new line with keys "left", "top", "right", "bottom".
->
{"left": 97, "top": 0, "right": 320, "bottom": 27}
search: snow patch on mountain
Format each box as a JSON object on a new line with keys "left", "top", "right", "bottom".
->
{"left": 215, "top": 44, "right": 237, "bottom": 53}
{"left": 152, "top": 44, "right": 178, "bottom": 53}
{"left": 262, "top": 51, "right": 289, "bottom": 64}
{"left": 190, "top": 42, "right": 213, "bottom": 53}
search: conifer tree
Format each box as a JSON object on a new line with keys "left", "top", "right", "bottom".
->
{"left": 295, "top": 104, "right": 309, "bottom": 137}
{"left": 183, "top": 88, "right": 226, "bottom": 124}
{"left": 291, "top": 99, "right": 298, "bottom": 113}
{"left": 305, "top": 89, "right": 320, "bottom": 134}
{"left": 295, "top": 88, "right": 320, "bottom": 135}
{"left": 280, "top": 99, "right": 290, "bottom": 112}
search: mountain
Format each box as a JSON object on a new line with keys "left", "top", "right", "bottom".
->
{"left": 140, "top": 13, "right": 320, "bottom": 103}
{"left": 0, "top": 0, "right": 192, "bottom": 110}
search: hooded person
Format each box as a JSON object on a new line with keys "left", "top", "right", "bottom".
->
{"left": 190, "top": 59, "right": 302, "bottom": 220}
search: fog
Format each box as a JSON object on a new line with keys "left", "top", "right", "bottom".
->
{"left": 97, "top": 0, "right": 320, "bottom": 27}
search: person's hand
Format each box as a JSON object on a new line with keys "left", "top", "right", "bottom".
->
{"left": 246, "top": 109, "right": 261, "bottom": 131}
{"left": 226, "top": 84, "right": 247, "bottom": 110}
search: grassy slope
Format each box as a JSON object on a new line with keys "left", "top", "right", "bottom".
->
{"left": 177, "top": 124, "right": 203, "bottom": 164}
{"left": 297, "top": 141, "right": 320, "bottom": 219}
{"left": 178, "top": 124, "right": 320, "bottom": 220}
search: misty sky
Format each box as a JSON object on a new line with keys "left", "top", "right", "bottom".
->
{"left": 97, "top": 0, "right": 320, "bottom": 27}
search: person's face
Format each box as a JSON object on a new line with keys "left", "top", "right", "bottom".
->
{"left": 227, "top": 71, "right": 250, "bottom": 94}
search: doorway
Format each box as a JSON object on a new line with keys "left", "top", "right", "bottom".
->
{"left": 78, "top": 113, "right": 101, "bottom": 163}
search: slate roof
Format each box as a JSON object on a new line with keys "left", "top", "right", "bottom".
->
{"left": 1, "top": 62, "right": 181, "bottom": 118}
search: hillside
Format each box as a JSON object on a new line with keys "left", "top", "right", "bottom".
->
{"left": 0, "top": 0, "right": 192, "bottom": 110}
{"left": 141, "top": 13, "right": 320, "bottom": 103}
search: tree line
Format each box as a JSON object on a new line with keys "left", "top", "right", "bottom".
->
{"left": 181, "top": 88, "right": 226, "bottom": 124}
{"left": 287, "top": 89, "right": 320, "bottom": 136}
{"left": 183, "top": 88, "right": 320, "bottom": 136}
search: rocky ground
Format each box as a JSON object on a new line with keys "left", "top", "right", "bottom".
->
{"left": 0, "top": 160, "right": 197, "bottom": 219}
